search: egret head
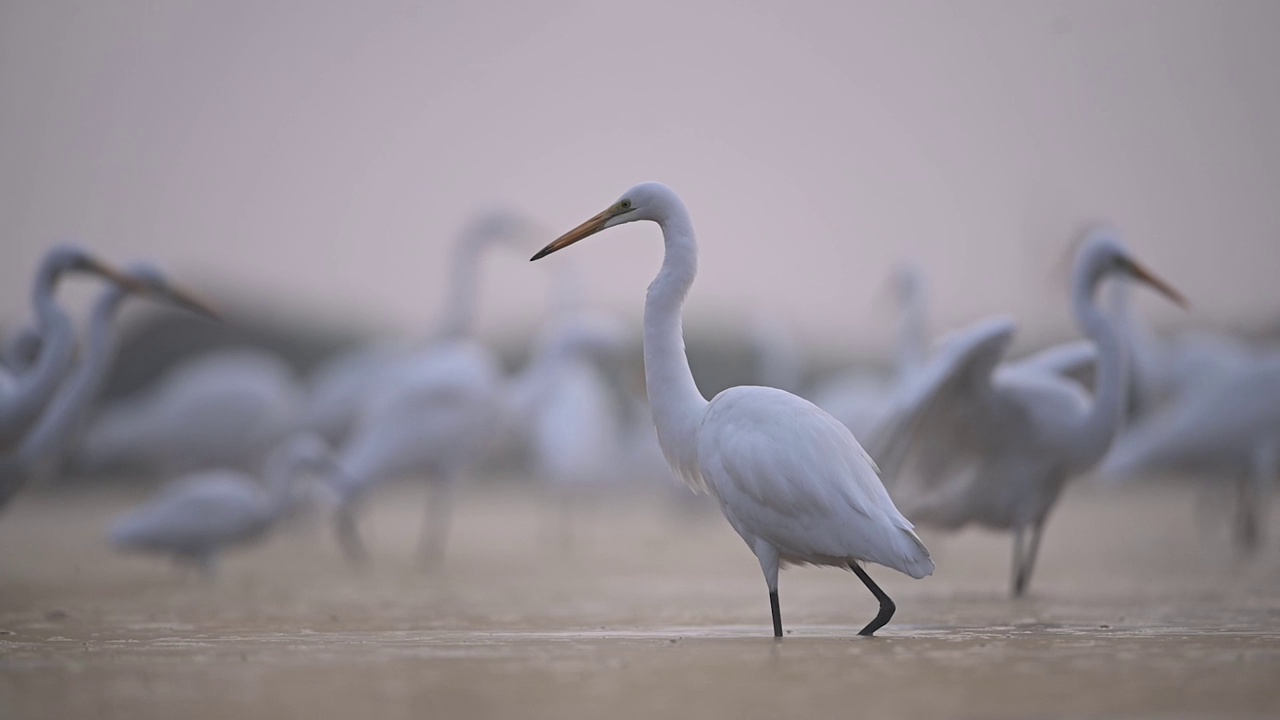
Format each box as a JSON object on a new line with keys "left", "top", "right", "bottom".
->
{"left": 40, "top": 245, "right": 145, "bottom": 292}
{"left": 531, "top": 182, "right": 678, "bottom": 261}
{"left": 119, "top": 263, "right": 221, "bottom": 320}
{"left": 1076, "top": 230, "right": 1187, "bottom": 309}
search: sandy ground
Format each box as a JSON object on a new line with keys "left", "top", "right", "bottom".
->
{"left": 0, "top": 478, "right": 1278, "bottom": 720}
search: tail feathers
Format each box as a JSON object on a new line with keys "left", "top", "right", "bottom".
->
{"left": 896, "top": 526, "right": 935, "bottom": 579}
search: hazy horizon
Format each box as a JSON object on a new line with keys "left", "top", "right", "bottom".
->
{"left": 3, "top": 1, "right": 1279, "bottom": 354}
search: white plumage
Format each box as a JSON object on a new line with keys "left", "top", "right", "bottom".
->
{"left": 870, "top": 231, "right": 1186, "bottom": 597}
{"left": 531, "top": 182, "right": 931, "bottom": 637}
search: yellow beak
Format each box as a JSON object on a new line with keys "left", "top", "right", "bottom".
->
{"left": 531, "top": 205, "right": 625, "bottom": 261}
{"left": 1127, "top": 260, "right": 1189, "bottom": 309}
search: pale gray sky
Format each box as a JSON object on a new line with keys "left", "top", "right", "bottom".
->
{"left": 2, "top": 0, "right": 1278, "bottom": 352}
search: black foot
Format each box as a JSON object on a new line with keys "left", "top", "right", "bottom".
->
{"left": 770, "top": 589, "right": 783, "bottom": 638}
{"left": 851, "top": 563, "right": 895, "bottom": 637}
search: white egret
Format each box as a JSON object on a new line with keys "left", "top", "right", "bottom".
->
{"left": 303, "top": 211, "right": 532, "bottom": 444}
{"left": 0, "top": 264, "right": 217, "bottom": 511}
{"left": 872, "top": 231, "right": 1186, "bottom": 597}
{"left": 319, "top": 212, "right": 534, "bottom": 566}
{"left": 0, "top": 246, "right": 144, "bottom": 451}
{"left": 110, "top": 432, "right": 339, "bottom": 573}
{"left": 811, "top": 264, "right": 930, "bottom": 441}
{"left": 514, "top": 310, "right": 629, "bottom": 545}
{"left": 531, "top": 182, "right": 933, "bottom": 638}
{"left": 78, "top": 349, "right": 301, "bottom": 475}
{"left": 325, "top": 342, "right": 503, "bottom": 565}
{"left": 1100, "top": 349, "right": 1280, "bottom": 552}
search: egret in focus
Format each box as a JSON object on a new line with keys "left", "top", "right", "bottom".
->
{"left": 872, "top": 230, "right": 1186, "bottom": 597}
{"left": 0, "top": 263, "right": 218, "bottom": 512}
{"left": 110, "top": 432, "right": 340, "bottom": 574}
{"left": 0, "top": 246, "right": 143, "bottom": 451}
{"left": 531, "top": 182, "right": 933, "bottom": 638}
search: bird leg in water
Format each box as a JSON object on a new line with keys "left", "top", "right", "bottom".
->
{"left": 769, "top": 589, "right": 783, "bottom": 638}
{"left": 851, "top": 563, "right": 895, "bottom": 636}
{"left": 335, "top": 506, "right": 369, "bottom": 566}
{"left": 1237, "top": 445, "right": 1276, "bottom": 554}
{"left": 417, "top": 478, "right": 456, "bottom": 569}
{"left": 1012, "top": 519, "right": 1046, "bottom": 598}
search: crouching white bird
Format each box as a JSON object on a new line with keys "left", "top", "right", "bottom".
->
{"left": 530, "top": 182, "right": 933, "bottom": 638}
{"left": 110, "top": 432, "right": 340, "bottom": 573}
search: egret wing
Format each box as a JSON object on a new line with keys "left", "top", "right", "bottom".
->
{"left": 699, "top": 387, "right": 932, "bottom": 577}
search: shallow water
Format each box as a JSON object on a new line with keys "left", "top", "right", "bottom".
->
{"left": 1, "top": 480, "right": 1277, "bottom": 719}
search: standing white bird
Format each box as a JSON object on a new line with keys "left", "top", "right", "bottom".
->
{"left": 78, "top": 348, "right": 302, "bottom": 475}
{"left": 110, "top": 432, "right": 340, "bottom": 573}
{"left": 0, "top": 246, "right": 144, "bottom": 451}
{"left": 1100, "top": 348, "right": 1280, "bottom": 552}
{"left": 871, "top": 231, "right": 1186, "bottom": 597}
{"left": 811, "top": 264, "right": 930, "bottom": 440}
{"left": 0, "top": 263, "right": 217, "bottom": 512}
{"left": 530, "top": 182, "right": 933, "bottom": 638}
{"left": 320, "top": 212, "right": 533, "bottom": 566}
{"left": 303, "top": 211, "right": 533, "bottom": 445}
{"left": 511, "top": 310, "right": 629, "bottom": 546}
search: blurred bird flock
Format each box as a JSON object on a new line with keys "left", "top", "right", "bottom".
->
{"left": 2, "top": 3, "right": 1279, "bottom": 718}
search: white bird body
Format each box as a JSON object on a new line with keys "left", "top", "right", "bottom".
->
{"left": 1101, "top": 350, "right": 1280, "bottom": 550}
{"left": 111, "top": 433, "right": 337, "bottom": 571}
{"left": 872, "top": 232, "right": 1186, "bottom": 596}
{"left": 532, "top": 182, "right": 931, "bottom": 637}
{"left": 0, "top": 247, "right": 143, "bottom": 451}
{"left": 80, "top": 349, "right": 301, "bottom": 474}
{"left": 0, "top": 263, "right": 216, "bottom": 513}
{"left": 333, "top": 340, "right": 503, "bottom": 503}
{"left": 699, "top": 386, "right": 932, "bottom": 577}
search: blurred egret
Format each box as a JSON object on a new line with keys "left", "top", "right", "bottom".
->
{"left": 111, "top": 432, "right": 339, "bottom": 574}
{"left": 303, "top": 211, "right": 533, "bottom": 444}
{"left": 0, "top": 246, "right": 143, "bottom": 451}
{"left": 0, "top": 264, "right": 217, "bottom": 511}
{"left": 79, "top": 349, "right": 302, "bottom": 475}
{"left": 514, "top": 310, "right": 630, "bottom": 546}
{"left": 1101, "top": 349, "right": 1280, "bottom": 552}
{"left": 531, "top": 182, "right": 933, "bottom": 638}
{"left": 872, "top": 231, "right": 1186, "bottom": 596}
{"left": 812, "top": 264, "right": 930, "bottom": 440}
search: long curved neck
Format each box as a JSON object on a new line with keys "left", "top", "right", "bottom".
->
{"left": 896, "top": 283, "right": 928, "bottom": 378}
{"left": 1, "top": 265, "right": 77, "bottom": 440}
{"left": 16, "top": 287, "right": 128, "bottom": 465}
{"left": 433, "top": 236, "right": 487, "bottom": 341}
{"left": 643, "top": 205, "right": 710, "bottom": 486}
{"left": 1069, "top": 274, "right": 1126, "bottom": 467}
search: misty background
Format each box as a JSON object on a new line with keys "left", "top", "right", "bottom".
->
{"left": 3, "top": 0, "right": 1279, "bottom": 377}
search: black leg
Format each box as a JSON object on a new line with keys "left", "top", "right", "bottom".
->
{"left": 1014, "top": 519, "right": 1046, "bottom": 598}
{"left": 850, "top": 563, "right": 895, "bottom": 637}
{"left": 769, "top": 589, "right": 783, "bottom": 638}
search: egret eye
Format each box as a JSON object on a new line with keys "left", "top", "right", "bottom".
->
{"left": 619, "top": 199, "right": 632, "bottom": 210}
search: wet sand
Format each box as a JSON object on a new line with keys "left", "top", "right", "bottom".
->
{"left": 1, "top": 479, "right": 1278, "bottom": 719}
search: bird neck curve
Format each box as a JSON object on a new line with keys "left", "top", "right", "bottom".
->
{"left": 3, "top": 262, "right": 77, "bottom": 437}
{"left": 896, "top": 282, "right": 929, "bottom": 379}
{"left": 1069, "top": 272, "right": 1126, "bottom": 467}
{"left": 16, "top": 286, "right": 129, "bottom": 465}
{"left": 643, "top": 201, "right": 710, "bottom": 486}
{"left": 433, "top": 234, "right": 488, "bottom": 341}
